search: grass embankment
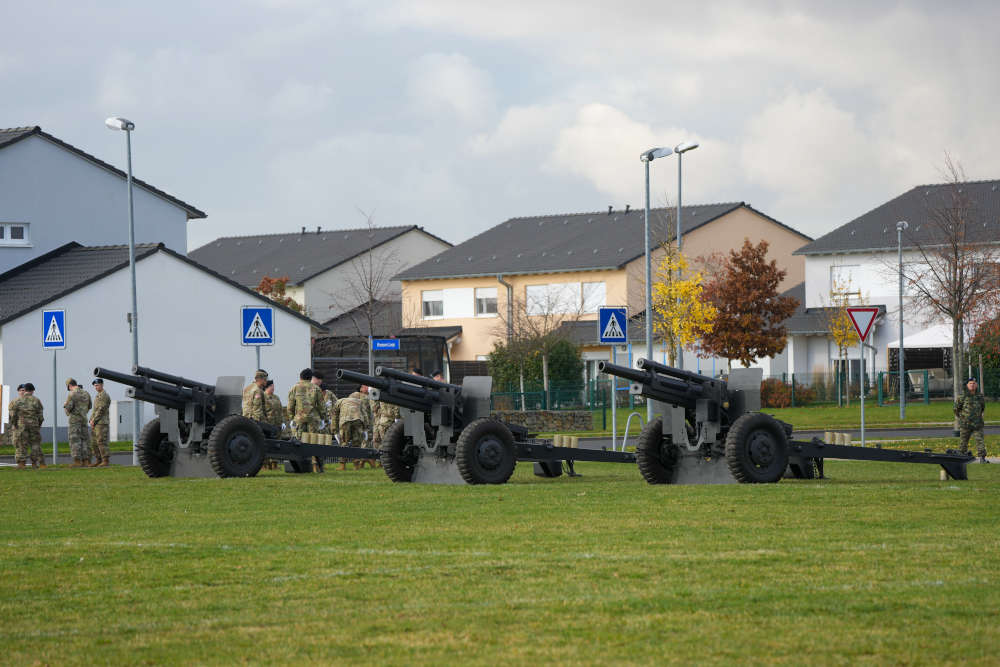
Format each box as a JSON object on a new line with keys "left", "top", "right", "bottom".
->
{"left": 1, "top": 462, "right": 998, "bottom": 664}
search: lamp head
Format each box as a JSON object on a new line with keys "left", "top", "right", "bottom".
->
{"left": 640, "top": 147, "right": 673, "bottom": 162}
{"left": 674, "top": 141, "right": 699, "bottom": 154}
{"left": 105, "top": 117, "right": 135, "bottom": 131}
{"left": 896, "top": 220, "right": 909, "bottom": 231}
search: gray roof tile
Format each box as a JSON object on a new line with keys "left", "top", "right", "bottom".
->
{"left": 796, "top": 179, "right": 1000, "bottom": 255}
{"left": 189, "top": 225, "right": 447, "bottom": 287}
{"left": 395, "top": 203, "right": 808, "bottom": 280}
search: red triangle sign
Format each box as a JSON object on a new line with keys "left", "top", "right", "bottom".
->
{"left": 846, "top": 307, "right": 880, "bottom": 342}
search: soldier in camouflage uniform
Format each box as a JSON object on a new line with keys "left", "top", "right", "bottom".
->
{"left": 371, "top": 390, "right": 399, "bottom": 468}
{"left": 333, "top": 388, "right": 371, "bottom": 469}
{"left": 358, "top": 384, "right": 379, "bottom": 468}
{"left": 287, "top": 368, "right": 326, "bottom": 471}
{"left": 310, "top": 370, "right": 334, "bottom": 434}
{"left": 242, "top": 369, "right": 268, "bottom": 421}
{"left": 8, "top": 384, "right": 26, "bottom": 468}
{"left": 63, "top": 378, "right": 92, "bottom": 467}
{"left": 262, "top": 380, "right": 284, "bottom": 470}
{"left": 88, "top": 378, "right": 111, "bottom": 467}
{"left": 955, "top": 377, "right": 988, "bottom": 463}
{"left": 12, "top": 383, "right": 45, "bottom": 469}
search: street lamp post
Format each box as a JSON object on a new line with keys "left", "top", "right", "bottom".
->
{"left": 673, "top": 141, "right": 698, "bottom": 370}
{"left": 896, "top": 220, "right": 908, "bottom": 420}
{"left": 640, "top": 146, "right": 673, "bottom": 419}
{"left": 106, "top": 116, "right": 140, "bottom": 466}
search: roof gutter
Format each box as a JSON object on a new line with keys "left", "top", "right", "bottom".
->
{"left": 497, "top": 274, "right": 513, "bottom": 343}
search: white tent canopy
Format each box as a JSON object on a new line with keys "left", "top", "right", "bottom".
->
{"left": 887, "top": 323, "right": 952, "bottom": 349}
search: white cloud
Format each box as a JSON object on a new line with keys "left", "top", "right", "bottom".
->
{"left": 267, "top": 81, "right": 334, "bottom": 116}
{"left": 466, "top": 103, "right": 567, "bottom": 156}
{"left": 406, "top": 53, "right": 495, "bottom": 125}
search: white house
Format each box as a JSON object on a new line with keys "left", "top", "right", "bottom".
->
{"left": 0, "top": 126, "right": 206, "bottom": 273}
{"left": 780, "top": 178, "right": 1000, "bottom": 384}
{"left": 0, "top": 243, "right": 322, "bottom": 441}
{"left": 190, "top": 225, "right": 451, "bottom": 322}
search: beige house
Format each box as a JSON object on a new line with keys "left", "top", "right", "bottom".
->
{"left": 397, "top": 203, "right": 812, "bottom": 374}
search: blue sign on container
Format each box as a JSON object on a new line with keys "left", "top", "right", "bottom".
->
{"left": 372, "top": 338, "right": 401, "bottom": 351}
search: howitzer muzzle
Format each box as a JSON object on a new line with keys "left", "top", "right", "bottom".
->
{"left": 336, "top": 368, "right": 391, "bottom": 392}
{"left": 375, "top": 366, "right": 462, "bottom": 393}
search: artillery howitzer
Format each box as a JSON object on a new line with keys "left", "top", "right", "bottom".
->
{"left": 600, "top": 358, "right": 972, "bottom": 484}
{"left": 94, "top": 366, "right": 378, "bottom": 478}
{"left": 336, "top": 367, "right": 636, "bottom": 485}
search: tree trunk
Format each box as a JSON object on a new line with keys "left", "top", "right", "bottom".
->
{"left": 542, "top": 352, "right": 550, "bottom": 409}
{"left": 953, "top": 317, "right": 962, "bottom": 434}
{"left": 518, "top": 365, "right": 526, "bottom": 413}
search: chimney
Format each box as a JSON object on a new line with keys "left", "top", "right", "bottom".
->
{"left": 608, "top": 206, "right": 613, "bottom": 215}
{"left": 625, "top": 204, "right": 630, "bottom": 213}
{"left": 301, "top": 226, "right": 305, "bottom": 234}
{"left": 316, "top": 226, "right": 321, "bottom": 234}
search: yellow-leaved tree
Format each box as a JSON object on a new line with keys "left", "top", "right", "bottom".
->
{"left": 652, "top": 247, "right": 717, "bottom": 366}
{"left": 820, "top": 276, "right": 869, "bottom": 407}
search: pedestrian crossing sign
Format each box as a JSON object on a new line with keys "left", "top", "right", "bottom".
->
{"left": 598, "top": 306, "right": 627, "bottom": 344}
{"left": 242, "top": 306, "right": 274, "bottom": 346}
{"left": 42, "top": 310, "right": 66, "bottom": 349}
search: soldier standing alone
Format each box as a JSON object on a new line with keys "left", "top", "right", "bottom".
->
{"left": 955, "top": 377, "right": 988, "bottom": 463}
{"left": 89, "top": 379, "right": 111, "bottom": 467}
{"left": 12, "top": 383, "right": 45, "bottom": 469}
{"left": 64, "top": 378, "right": 92, "bottom": 467}
{"left": 242, "top": 369, "right": 268, "bottom": 421}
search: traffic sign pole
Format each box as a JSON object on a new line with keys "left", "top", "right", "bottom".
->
{"left": 846, "top": 307, "right": 879, "bottom": 448}
{"left": 52, "top": 350, "right": 57, "bottom": 465}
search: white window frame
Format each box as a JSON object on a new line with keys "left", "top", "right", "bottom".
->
{"left": 0, "top": 222, "right": 31, "bottom": 247}
{"left": 422, "top": 289, "right": 444, "bottom": 319}
{"left": 475, "top": 287, "right": 498, "bottom": 317}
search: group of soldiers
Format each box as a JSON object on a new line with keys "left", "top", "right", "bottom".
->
{"left": 241, "top": 367, "right": 400, "bottom": 471}
{"left": 7, "top": 377, "right": 111, "bottom": 469}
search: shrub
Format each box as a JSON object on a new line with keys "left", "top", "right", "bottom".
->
{"left": 760, "top": 378, "right": 816, "bottom": 408}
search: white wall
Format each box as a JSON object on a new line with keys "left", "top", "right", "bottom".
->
{"left": 0, "top": 251, "right": 312, "bottom": 434}
{"left": 302, "top": 230, "right": 449, "bottom": 320}
{"left": 0, "top": 135, "right": 192, "bottom": 273}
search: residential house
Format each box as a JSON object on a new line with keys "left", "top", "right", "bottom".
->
{"left": 0, "top": 126, "right": 205, "bottom": 272}
{"left": 396, "top": 203, "right": 812, "bottom": 381}
{"left": 190, "top": 225, "right": 451, "bottom": 321}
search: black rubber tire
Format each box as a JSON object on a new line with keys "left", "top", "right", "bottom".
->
{"left": 137, "top": 418, "right": 174, "bottom": 478}
{"left": 725, "top": 413, "right": 789, "bottom": 483}
{"left": 207, "top": 415, "right": 266, "bottom": 478}
{"left": 380, "top": 420, "right": 417, "bottom": 483}
{"left": 456, "top": 418, "right": 517, "bottom": 485}
{"left": 636, "top": 417, "right": 679, "bottom": 484}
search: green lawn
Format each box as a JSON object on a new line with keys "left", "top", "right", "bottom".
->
{"left": 576, "top": 400, "right": 999, "bottom": 436}
{"left": 1, "top": 461, "right": 998, "bottom": 664}
{"left": 0, "top": 440, "right": 133, "bottom": 457}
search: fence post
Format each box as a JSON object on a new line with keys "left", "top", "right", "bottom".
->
{"left": 790, "top": 373, "right": 796, "bottom": 407}
{"left": 923, "top": 370, "right": 929, "bottom": 404}
{"left": 877, "top": 371, "right": 883, "bottom": 406}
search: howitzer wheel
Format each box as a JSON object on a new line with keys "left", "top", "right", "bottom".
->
{"left": 456, "top": 418, "right": 516, "bottom": 485}
{"left": 207, "top": 415, "right": 266, "bottom": 478}
{"left": 380, "top": 420, "right": 418, "bottom": 482}
{"left": 137, "top": 418, "right": 174, "bottom": 478}
{"left": 725, "top": 413, "right": 789, "bottom": 483}
{"left": 636, "top": 416, "right": 679, "bottom": 484}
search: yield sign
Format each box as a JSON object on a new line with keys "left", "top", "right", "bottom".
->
{"left": 846, "top": 307, "right": 880, "bottom": 343}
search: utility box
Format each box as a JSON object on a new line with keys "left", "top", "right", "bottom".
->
{"left": 111, "top": 399, "right": 135, "bottom": 442}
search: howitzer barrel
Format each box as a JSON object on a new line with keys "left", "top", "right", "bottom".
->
{"left": 335, "top": 368, "right": 391, "bottom": 392}
{"left": 597, "top": 361, "right": 650, "bottom": 385}
{"left": 376, "top": 366, "right": 463, "bottom": 393}
{"left": 94, "top": 367, "right": 144, "bottom": 389}
{"left": 636, "top": 358, "right": 717, "bottom": 386}
{"left": 95, "top": 366, "right": 197, "bottom": 409}
{"left": 132, "top": 365, "right": 215, "bottom": 393}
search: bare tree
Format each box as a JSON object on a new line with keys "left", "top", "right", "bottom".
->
{"left": 902, "top": 156, "right": 1000, "bottom": 405}
{"left": 326, "top": 209, "right": 404, "bottom": 372}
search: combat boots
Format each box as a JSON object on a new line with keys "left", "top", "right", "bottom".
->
{"left": 70, "top": 458, "right": 82, "bottom": 467}
{"left": 38, "top": 461, "right": 47, "bottom": 469}
{"left": 981, "top": 456, "right": 990, "bottom": 464}
{"left": 16, "top": 461, "right": 26, "bottom": 469}
{"left": 89, "top": 457, "right": 101, "bottom": 467}
{"left": 97, "top": 457, "right": 110, "bottom": 467}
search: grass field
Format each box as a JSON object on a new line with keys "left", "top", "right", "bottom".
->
{"left": 1, "top": 459, "right": 998, "bottom": 664}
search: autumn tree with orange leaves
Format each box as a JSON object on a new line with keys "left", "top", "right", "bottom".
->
{"left": 699, "top": 239, "right": 798, "bottom": 370}
{"left": 255, "top": 275, "right": 304, "bottom": 313}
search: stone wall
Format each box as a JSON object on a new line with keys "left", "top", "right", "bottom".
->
{"left": 490, "top": 410, "right": 592, "bottom": 433}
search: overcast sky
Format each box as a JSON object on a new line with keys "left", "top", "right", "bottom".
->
{"left": 4, "top": 1, "right": 998, "bottom": 251}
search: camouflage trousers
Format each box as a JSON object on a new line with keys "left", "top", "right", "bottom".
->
{"left": 959, "top": 427, "right": 987, "bottom": 458}
{"left": 91, "top": 424, "right": 110, "bottom": 460}
{"left": 372, "top": 420, "right": 395, "bottom": 449}
{"left": 291, "top": 418, "right": 320, "bottom": 440}
{"left": 339, "top": 420, "right": 365, "bottom": 448}
{"left": 15, "top": 427, "right": 44, "bottom": 464}
{"left": 68, "top": 419, "right": 91, "bottom": 460}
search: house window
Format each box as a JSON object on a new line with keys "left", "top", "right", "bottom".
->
{"left": 830, "top": 265, "right": 860, "bottom": 297}
{"left": 526, "top": 285, "right": 547, "bottom": 316}
{"left": 582, "top": 281, "right": 606, "bottom": 313}
{"left": 0, "top": 223, "right": 30, "bottom": 246}
{"left": 422, "top": 290, "right": 444, "bottom": 318}
{"left": 475, "top": 287, "right": 497, "bottom": 316}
